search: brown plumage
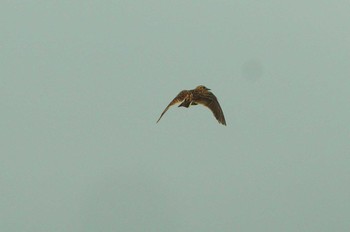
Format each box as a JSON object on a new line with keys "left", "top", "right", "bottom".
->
{"left": 156, "top": 85, "right": 226, "bottom": 125}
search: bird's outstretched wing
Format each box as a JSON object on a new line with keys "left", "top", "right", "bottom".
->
{"left": 193, "top": 92, "right": 226, "bottom": 125}
{"left": 156, "top": 90, "right": 189, "bottom": 123}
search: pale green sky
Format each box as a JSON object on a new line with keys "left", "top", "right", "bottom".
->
{"left": 1, "top": 1, "right": 350, "bottom": 231}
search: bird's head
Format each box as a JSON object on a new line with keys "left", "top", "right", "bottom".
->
{"left": 196, "top": 85, "right": 210, "bottom": 91}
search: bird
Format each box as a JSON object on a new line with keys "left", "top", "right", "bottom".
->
{"left": 156, "top": 85, "right": 226, "bottom": 125}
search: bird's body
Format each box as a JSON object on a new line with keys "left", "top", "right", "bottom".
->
{"left": 156, "top": 85, "right": 226, "bottom": 125}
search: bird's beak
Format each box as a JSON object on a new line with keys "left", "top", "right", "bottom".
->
{"left": 206, "top": 88, "right": 211, "bottom": 90}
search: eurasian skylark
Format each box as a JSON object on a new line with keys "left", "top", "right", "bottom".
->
{"left": 157, "top": 85, "right": 226, "bottom": 125}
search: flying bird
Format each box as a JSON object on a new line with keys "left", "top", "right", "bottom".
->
{"left": 156, "top": 85, "right": 226, "bottom": 125}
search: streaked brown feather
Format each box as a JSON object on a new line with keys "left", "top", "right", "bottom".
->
{"left": 156, "top": 90, "right": 189, "bottom": 123}
{"left": 192, "top": 91, "right": 226, "bottom": 125}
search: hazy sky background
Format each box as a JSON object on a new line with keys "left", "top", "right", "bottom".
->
{"left": 1, "top": 1, "right": 349, "bottom": 231}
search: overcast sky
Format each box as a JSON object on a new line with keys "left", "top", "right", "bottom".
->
{"left": 1, "top": 1, "right": 350, "bottom": 231}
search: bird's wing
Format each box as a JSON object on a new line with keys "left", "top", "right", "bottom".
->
{"left": 156, "top": 90, "right": 188, "bottom": 123}
{"left": 194, "top": 92, "right": 226, "bottom": 125}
